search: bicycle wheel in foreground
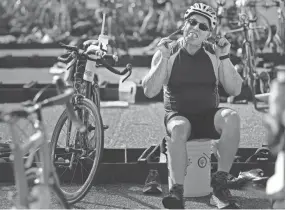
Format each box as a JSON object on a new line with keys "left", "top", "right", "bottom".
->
{"left": 51, "top": 98, "right": 104, "bottom": 204}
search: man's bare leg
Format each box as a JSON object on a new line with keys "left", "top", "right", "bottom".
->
{"left": 214, "top": 109, "right": 241, "bottom": 172}
{"left": 211, "top": 108, "right": 241, "bottom": 209}
{"left": 162, "top": 116, "right": 191, "bottom": 209}
{"left": 166, "top": 116, "right": 191, "bottom": 185}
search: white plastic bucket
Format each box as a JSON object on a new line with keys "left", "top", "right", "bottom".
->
{"left": 168, "top": 138, "right": 212, "bottom": 197}
{"left": 118, "top": 76, "right": 137, "bottom": 103}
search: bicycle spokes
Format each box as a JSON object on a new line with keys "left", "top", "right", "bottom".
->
{"left": 54, "top": 106, "right": 99, "bottom": 192}
{"left": 65, "top": 120, "right": 72, "bottom": 148}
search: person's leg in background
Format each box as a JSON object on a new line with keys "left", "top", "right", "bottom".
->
{"left": 162, "top": 114, "right": 191, "bottom": 209}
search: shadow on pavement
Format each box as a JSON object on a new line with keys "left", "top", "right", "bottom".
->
{"left": 111, "top": 188, "right": 161, "bottom": 209}
{"left": 185, "top": 194, "right": 213, "bottom": 208}
{"left": 76, "top": 200, "right": 130, "bottom": 209}
{"left": 233, "top": 196, "right": 271, "bottom": 209}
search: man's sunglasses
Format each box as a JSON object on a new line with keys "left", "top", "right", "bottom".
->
{"left": 187, "top": 19, "right": 209, "bottom": 31}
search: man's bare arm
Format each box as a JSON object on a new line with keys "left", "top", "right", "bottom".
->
{"left": 142, "top": 50, "right": 169, "bottom": 98}
{"left": 219, "top": 59, "right": 243, "bottom": 96}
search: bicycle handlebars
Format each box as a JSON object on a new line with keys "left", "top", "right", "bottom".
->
{"left": 249, "top": 0, "right": 281, "bottom": 9}
{"left": 57, "top": 43, "right": 132, "bottom": 82}
{"left": 226, "top": 15, "right": 266, "bottom": 35}
{"left": 225, "top": 25, "right": 266, "bottom": 35}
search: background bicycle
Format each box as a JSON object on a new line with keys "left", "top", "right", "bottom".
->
{"left": 222, "top": 12, "right": 271, "bottom": 109}
{"left": 0, "top": 0, "right": 283, "bottom": 58}
{"left": 0, "top": 0, "right": 284, "bottom": 209}
{"left": 50, "top": 39, "right": 132, "bottom": 204}
{"left": 0, "top": 75, "right": 84, "bottom": 209}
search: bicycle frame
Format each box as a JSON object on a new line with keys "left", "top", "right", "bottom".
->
{"left": 254, "top": 0, "right": 285, "bottom": 50}
{"left": 236, "top": 1, "right": 272, "bottom": 52}
{"left": 272, "top": 0, "right": 285, "bottom": 51}
{"left": 1, "top": 76, "right": 82, "bottom": 209}
{"left": 277, "top": 4, "right": 285, "bottom": 45}
{"left": 72, "top": 54, "right": 100, "bottom": 108}
{"left": 224, "top": 13, "right": 269, "bottom": 112}
{"left": 8, "top": 113, "right": 52, "bottom": 208}
{"left": 54, "top": 43, "right": 132, "bottom": 173}
{"left": 61, "top": 50, "right": 106, "bottom": 168}
{"left": 4, "top": 102, "right": 70, "bottom": 209}
{"left": 215, "top": 0, "right": 226, "bottom": 35}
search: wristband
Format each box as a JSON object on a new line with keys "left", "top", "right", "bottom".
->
{"left": 219, "top": 54, "right": 230, "bottom": 60}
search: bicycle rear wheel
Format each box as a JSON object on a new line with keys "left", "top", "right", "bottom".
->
{"left": 51, "top": 98, "right": 104, "bottom": 204}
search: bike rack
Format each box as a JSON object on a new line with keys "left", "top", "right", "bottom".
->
{"left": 0, "top": 145, "right": 276, "bottom": 184}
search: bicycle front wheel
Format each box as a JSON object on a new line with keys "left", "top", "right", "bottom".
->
{"left": 51, "top": 98, "right": 104, "bottom": 204}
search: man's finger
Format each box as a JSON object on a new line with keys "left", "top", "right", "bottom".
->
{"left": 218, "top": 38, "right": 225, "bottom": 45}
{"left": 157, "top": 38, "right": 172, "bottom": 47}
{"left": 157, "top": 39, "right": 172, "bottom": 46}
{"left": 218, "top": 38, "right": 229, "bottom": 47}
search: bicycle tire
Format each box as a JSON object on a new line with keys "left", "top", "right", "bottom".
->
{"left": 91, "top": 78, "right": 101, "bottom": 110}
{"left": 51, "top": 179, "right": 71, "bottom": 209}
{"left": 51, "top": 97, "right": 104, "bottom": 204}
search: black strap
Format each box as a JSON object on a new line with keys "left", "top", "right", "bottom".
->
{"left": 219, "top": 54, "right": 230, "bottom": 60}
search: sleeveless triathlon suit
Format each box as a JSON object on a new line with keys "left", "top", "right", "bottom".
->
{"left": 164, "top": 45, "right": 223, "bottom": 140}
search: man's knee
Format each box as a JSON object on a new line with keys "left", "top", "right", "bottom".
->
{"left": 223, "top": 110, "right": 241, "bottom": 126}
{"left": 215, "top": 109, "right": 241, "bottom": 132}
{"left": 167, "top": 116, "right": 191, "bottom": 142}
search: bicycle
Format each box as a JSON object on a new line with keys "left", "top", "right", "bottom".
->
{"left": 0, "top": 75, "right": 84, "bottom": 209}
{"left": 50, "top": 39, "right": 132, "bottom": 204}
{"left": 223, "top": 12, "right": 270, "bottom": 112}
{"left": 215, "top": 0, "right": 227, "bottom": 35}
{"left": 235, "top": 0, "right": 272, "bottom": 53}
{"left": 261, "top": 0, "right": 285, "bottom": 54}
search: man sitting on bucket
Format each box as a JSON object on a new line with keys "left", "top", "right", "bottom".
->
{"left": 142, "top": 3, "right": 243, "bottom": 209}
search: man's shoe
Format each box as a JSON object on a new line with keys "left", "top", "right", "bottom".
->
{"left": 210, "top": 171, "right": 240, "bottom": 209}
{"left": 143, "top": 169, "right": 162, "bottom": 194}
{"left": 162, "top": 184, "right": 184, "bottom": 209}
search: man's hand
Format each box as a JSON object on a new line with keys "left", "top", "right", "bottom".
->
{"left": 157, "top": 37, "right": 173, "bottom": 58}
{"left": 214, "top": 37, "right": 231, "bottom": 57}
